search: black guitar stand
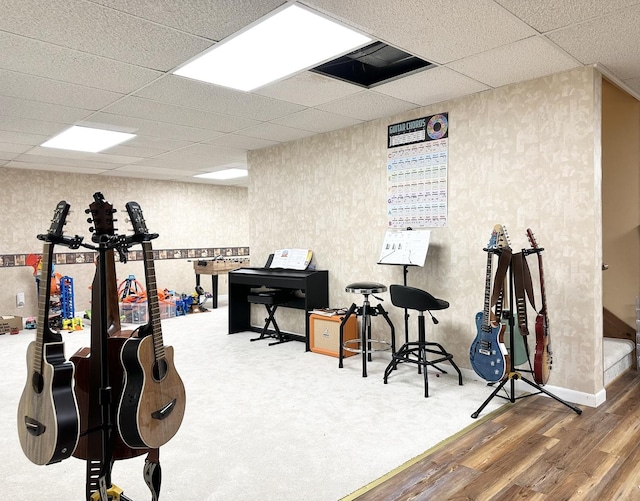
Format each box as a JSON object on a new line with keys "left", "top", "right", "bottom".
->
{"left": 80, "top": 195, "right": 161, "bottom": 501}
{"left": 471, "top": 247, "right": 581, "bottom": 419}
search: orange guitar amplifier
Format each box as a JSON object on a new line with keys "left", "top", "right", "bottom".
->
{"left": 309, "top": 313, "right": 358, "bottom": 358}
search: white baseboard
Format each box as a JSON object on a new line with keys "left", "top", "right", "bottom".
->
{"left": 459, "top": 368, "right": 606, "bottom": 408}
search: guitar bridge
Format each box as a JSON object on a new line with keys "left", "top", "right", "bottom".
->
{"left": 151, "top": 398, "right": 176, "bottom": 420}
{"left": 24, "top": 416, "right": 46, "bottom": 436}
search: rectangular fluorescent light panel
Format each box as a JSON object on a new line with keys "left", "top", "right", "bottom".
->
{"left": 174, "top": 4, "right": 371, "bottom": 91}
{"left": 41, "top": 125, "right": 135, "bottom": 153}
{"left": 195, "top": 168, "right": 248, "bottom": 180}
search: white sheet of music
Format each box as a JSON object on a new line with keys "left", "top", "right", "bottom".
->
{"left": 270, "top": 248, "right": 313, "bottom": 270}
{"left": 378, "top": 230, "right": 430, "bottom": 266}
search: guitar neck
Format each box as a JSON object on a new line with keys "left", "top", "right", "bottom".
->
{"left": 482, "top": 252, "right": 493, "bottom": 331}
{"left": 537, "top": 252, "right": 549, "bottom": 324}
{"left": 33, "top": 243, "right": 56, "bottom": 371}
{"left": 141, "top": 241, "right": 165, "bottom": 360}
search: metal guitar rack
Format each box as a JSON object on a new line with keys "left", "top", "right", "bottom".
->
{"left": 471, "top": 245, "right": 582, "bottom": 419}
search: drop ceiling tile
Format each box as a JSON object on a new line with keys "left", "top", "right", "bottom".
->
{"left": 102, "top": 144, "right": 168, "bottom": 159}
{"left": 135, "top": 76, "right": 306, "bottom": 121}
{"left": 315, "top": 91, "right": 419, "bottom": 121}
{"left": 134, "top": 157, "right": 222, "bottom": 171}
{"left": 103, "top": 165, "right": 197, "bottom": 179}
{"left": 15, "top": 153, "right": 130, "bottom": 170}
{"left": 102, "top": 96, "right": 260, "bottom": 133}
{"left": 548, "top": 6, "right": 640, "bottom": 80}
{"left": 26, "top": 146, "right": 142, "bottom": 165}
{"left": 204, "top": 134, "right": 279, "bottom": 151}
{"left": 255, "top": 72, "right": 362, "bottom": 107}
{"left": 272, "top": 108, "right": 362, "bottom": 133}
{"left": 173, "top": 143, "right": 248, "bottom": 161}
{"left": 0, "top": 130, "right": 49, "bottom": 146}
{"left": 0, "top": 142, "right": 32, "bottom": 155}
{"left": 306, "top": 0, "right": 536, "bottom": 64}
{"left": 91, "top": 0, "right": 284, "bottom": 41}
{"left": 0, "top": 31, "right": 162, "bottom": 94}
{"left": 375, "top": 67, "right": 490, "bottom": 106}
{"left": 0, "top": 115, "right": 67, "bottom": 136}
{"left": 4, "top": 160, "right": 109, "bottom": 175}
{"left": 495, "top": 0, "right": 639, "bottom": 32}
{"left": 447, "top": 36, "right": 581, "bottom": 88}
{"left": 0, "top": 95, "right": 91, "bottom": 124}
{"left": 120, "top": 135, "right": 194, "bottom": 152}
{"left": 234, "top": 123, "right": 317, "bottom": 143}
{"left": 0, "top": 69, "right": 123, "bottom": 110}
{"left": 0, "top": 0, "right": 212, "bottom": 71}
{"left": 82, "top": 113, "right": 224, "bottom": 143}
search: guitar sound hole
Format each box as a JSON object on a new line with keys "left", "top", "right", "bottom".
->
{"left": 153, "top": 358, "right": 168, "bottom": 381}
{"left": 31, "top": 372, "right": 44, "bottom": 394}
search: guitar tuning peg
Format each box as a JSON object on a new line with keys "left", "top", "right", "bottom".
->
{"left": 86, "top": 218, "right": 93, "bottom": 224}
{"left": 89, "top": 227, "right": 95, "bottom": 233}
{"left": 84, "top": 208, "right": 90, "bottom": 214}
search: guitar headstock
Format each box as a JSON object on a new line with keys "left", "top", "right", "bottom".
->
{"left": 86, "top": 192, "right": 117, "bottom": 242}
{"left": 500, "top": 225, "right": 512, "bottom": 250}
{"left": 526, "top": 228, "right": 539, "bottom": 249}
{"left": 126, "top": 201, "right": 148, "bottom": 236}
{"left": 48, "top": 201, "right": 71, "bottom": 238}
{"left": 37, "top": 200, "right": 83, "bottom": 248}
{"left": 125, "top": 201, "right": 159, "bottom": 243}
{"left": 488, "top": 224, "right": 509, "bottom": 251}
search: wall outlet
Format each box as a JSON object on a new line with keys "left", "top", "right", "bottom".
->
{"left": 16, "top": 292, "right": 25, "bottom": 308}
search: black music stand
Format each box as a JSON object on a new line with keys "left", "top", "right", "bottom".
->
{"left": 377, "top": 228, "right": 430, "bottom": 343}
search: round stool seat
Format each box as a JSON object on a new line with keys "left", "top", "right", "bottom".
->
{"left": 345, "top": 282, "right": 387, "bottom": 294}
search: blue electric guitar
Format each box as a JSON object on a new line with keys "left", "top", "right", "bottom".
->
{"left": 470, "top": 225, "right": 510, "bottom": 382}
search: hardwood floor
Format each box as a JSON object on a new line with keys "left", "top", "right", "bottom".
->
{"left": 350, "top": 370, "right": 640, "bottom": 500}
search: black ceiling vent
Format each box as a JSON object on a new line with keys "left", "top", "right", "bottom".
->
{"left": 311, "top": 41, "right": 434, "bottom": 88}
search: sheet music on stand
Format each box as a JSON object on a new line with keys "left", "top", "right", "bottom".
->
{"left": 378, "top": 229, "right": 430, "bottom": 266}
{"left": 269, "top": 248, "right": 313, "bottom": 270}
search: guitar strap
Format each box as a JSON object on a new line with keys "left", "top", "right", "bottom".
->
{"left": 490, "top": 247, "right": 512, "bottom": 312}
{"left": 512, "top": 252, "right": 536, "bottom": 336}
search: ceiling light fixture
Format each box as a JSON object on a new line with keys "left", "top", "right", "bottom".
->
{"left": 174, "top": 4, "right": 371, "bottom": 91}
{"left": 195, "top": 168, "right": 249, "bottom": 180}
{"left": 41, "top": 125, "right": 135, "bottom": 153}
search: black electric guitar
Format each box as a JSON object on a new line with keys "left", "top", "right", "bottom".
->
{"left": 470, "top": 225, "right": 510, "bottom": 382}
{"left": 17, "top": 201, "right": 80, "bottom": 465}
{"left": 118, "top": 201, "right": 186, "bottom": 449}
{"left": 527, "top": 229, "right": 553, "bottom": 385}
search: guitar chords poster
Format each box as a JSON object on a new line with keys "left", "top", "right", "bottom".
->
{"left": 386, "top": 112, "right": 449, "bottom": 228}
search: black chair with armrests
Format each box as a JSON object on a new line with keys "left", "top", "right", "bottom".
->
{"left": 384, "top": 284, "right": 462, "bottom": 397}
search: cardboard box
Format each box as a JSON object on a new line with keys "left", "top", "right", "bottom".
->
{"left": 0, "top": 315, "right": 23, "bottom": 334}
{"left": 193, "top": 259, "right": 250, "bottom": 275}
{"left": 310, "top": 313, "right": 358, "bottom": 358}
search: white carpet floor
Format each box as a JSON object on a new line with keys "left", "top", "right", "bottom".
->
{"left": 1, "top": 300, "right": 505, "bottom": 500}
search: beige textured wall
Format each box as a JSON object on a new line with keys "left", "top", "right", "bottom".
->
{"left": 602, "top": 79, "right": 640, "bottom": 327}
{"left": 0, "top": 168, "right": 248, "bottom": 316}
{"left": 249, "top": 66, "right": 603, "bottom": 396}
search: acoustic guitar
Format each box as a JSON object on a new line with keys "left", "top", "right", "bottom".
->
{"left": 71, "top": 194, "right": 148, "bottom": 465}
{"left": 17, "top": 201, "right": 80, "bottom": 465}
{"left": 526, "top": 229, "right": 553, "bottom": 385}
{"left": 469, "top": 225, "right": 510, "bottom": 382}
{"left": 117, "top": 201, "right": 186, "bottom": 449}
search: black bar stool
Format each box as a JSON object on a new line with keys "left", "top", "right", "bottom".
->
{"left": 339, "top": 282, "right": 395, "bottom": 377}
{"left": 384, "top": 284, "right": 462, "bottom": 397}
{"left": 247, "top": 289, "right": 292, "bottom": 346}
